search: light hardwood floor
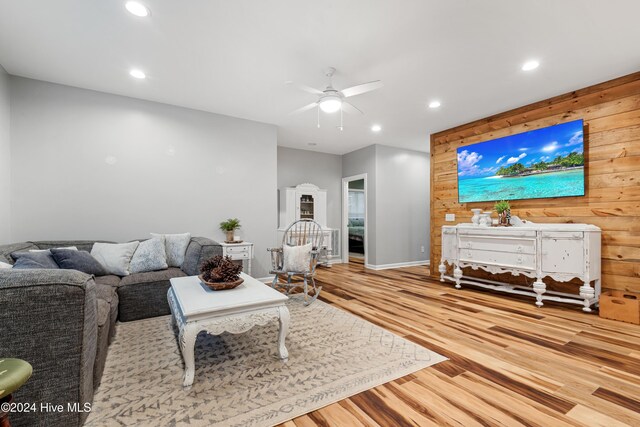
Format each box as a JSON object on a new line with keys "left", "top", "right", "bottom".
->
{"left": 278, "top": 258, "right": 640, "bottom": 427}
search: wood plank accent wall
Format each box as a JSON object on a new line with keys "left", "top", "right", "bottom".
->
{"left": 429, "top": 71, "right": 640, "bottom": 294}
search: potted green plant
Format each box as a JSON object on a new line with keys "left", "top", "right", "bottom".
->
{"left": 219, "top": 218, "right": 241, "bottom": 242}
{"left": 494, "top": 200, "right": 511, "bottom": 226}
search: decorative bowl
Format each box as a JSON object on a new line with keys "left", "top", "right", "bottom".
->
{"left": 198, "top": 274, "right": 244, "bottom": 291}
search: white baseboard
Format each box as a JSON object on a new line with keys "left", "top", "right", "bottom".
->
{"left": 364, "top": 260, "right": 430, "bottom": 270}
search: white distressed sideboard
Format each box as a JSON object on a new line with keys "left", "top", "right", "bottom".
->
{"left": 438, "top": 222, "right": 601, "bottom": 311}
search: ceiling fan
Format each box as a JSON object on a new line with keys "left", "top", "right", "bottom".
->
{"left": 289, "top": 67, "right": 383, "bottom": 129}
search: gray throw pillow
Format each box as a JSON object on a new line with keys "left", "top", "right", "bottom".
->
{"left": 130, "top": 238, "right": 168, "bottom": 274}
{"left": 11, "top": 251, "right": 60, "bottom": 269}
{"left": 150, "top": 233, "right": 191, "bottom": 268}
{"left": 12, "top": 257, "right": 58, "bottom": 269}
{"left": 91, "top": 241, "right": 139, "bottom": 276}
{"left": 51, "top": 249, "right": 107, "bottom": 276}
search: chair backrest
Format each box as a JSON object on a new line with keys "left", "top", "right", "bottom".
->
{"left": 282, "top": 219, "right": 324, "bottom": 250}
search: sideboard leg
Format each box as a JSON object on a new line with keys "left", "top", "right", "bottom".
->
{"left": 533, "top": 279, "right": 546, "bottom": 307}
{"left": 453, "top": 266, "right": 463, "bottom": 289}
{"left": 580, "top": 283, "right": 595, "bottom": 312}
{"left": 438, "top": 260, "right": 446, "bottom": 282}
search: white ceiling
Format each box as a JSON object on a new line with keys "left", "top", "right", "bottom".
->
{"left": 1, "top": 1, "right": 640, "bottom": 155}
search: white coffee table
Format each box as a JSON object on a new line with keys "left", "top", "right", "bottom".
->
{"left": 167, "top": 273, "right": 290, "bottom": 387}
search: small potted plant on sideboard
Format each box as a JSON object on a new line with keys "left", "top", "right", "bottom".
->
{"left": 219, "top": 218, "right": 241, "bottom": 243}
{"left": 494, "top": 200, "right": 511, "bottom": 226}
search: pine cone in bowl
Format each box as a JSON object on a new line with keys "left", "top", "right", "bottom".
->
{"left": 199, "top": 255, "right": 243, "bottom": 290}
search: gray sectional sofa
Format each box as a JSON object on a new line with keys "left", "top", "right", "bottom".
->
{"left": 0, "top": 237, "right": 221, "bottom": 427}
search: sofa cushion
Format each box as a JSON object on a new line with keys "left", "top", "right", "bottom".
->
{"left": 130, "top": 237, "right": 168, "bottom": 274}
{"left": 94, "top": 275, "right": 121, "bottom": 288}
{"left": 91, "top": 242, "right": 139, "bottom": 276}
{"left": 116, "top": 268, "right": 187, "bottom": 322}
{"left": 0, "top": 242, "right": 38, "bottom": 264}
{"left": 96, "top": 298, "right": 110, "bottom": 327}
{"left": 51, "top": 249, "right": 108, "bottom": 276}
{"left": 151, "top": 233, "right": 191, "bottom": 268}
{"left": 31, "top": 240, "right": 115, "bottom": 252}
{"left": 95, "top": 282, "right": 118, "bottom": 304}
{"left": 118, "top": 267, "right": 186, "bottom": 286}
{"left": 181, "top": 237, "right": 223, "bottom": 276}
{"left": 29, "top": 246, "right": 78, "bottom": 253}
{"left": 11, "top": 251, "right": 60, "bottom": 269}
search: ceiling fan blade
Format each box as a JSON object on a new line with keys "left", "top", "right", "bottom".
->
{"left": 289, "top": 102, "right": 318, "bottom": 115}
{"left": 341, "top": 102, "right": 363, "bottom": 115}
{"left": 340, "top": 80, "right": 383, "bottom": 98}
{"left": 296, "top": 84, "right": 324, "bottom": 95}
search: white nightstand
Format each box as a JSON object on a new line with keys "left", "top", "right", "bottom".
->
{"left": 220, "top": 241, "right": 254, "bottom": 276}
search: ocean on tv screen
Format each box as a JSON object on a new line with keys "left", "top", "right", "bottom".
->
{"left": 457, "top": 119, "right": 585, "bottom": 203}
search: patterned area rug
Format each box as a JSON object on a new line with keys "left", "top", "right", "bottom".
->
{"left": 86, "top": 297, "right": 446, "bottom": 427}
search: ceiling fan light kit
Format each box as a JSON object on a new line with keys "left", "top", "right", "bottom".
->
{"left": 319, "top": 95, "right": 342, "bottom": 113}
{"left": 289, "top": 67, "right": 383, "bottom": 129}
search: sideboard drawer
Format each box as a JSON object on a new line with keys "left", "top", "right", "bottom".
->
{"left": 541, "top": 231, "right": 583, "bottom": 240}
{"left": 460, "top": 249, "right": 536, "bottom": 270}
{"left": 458, "top": 236, "right": 536, "bottom": 255}
{"left": 458, "top": 228, "right": 537, "bottom": 238}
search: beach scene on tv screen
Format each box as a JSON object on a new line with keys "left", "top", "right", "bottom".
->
{"left": 457, "top": 119, "right": 585, "bottom": 203}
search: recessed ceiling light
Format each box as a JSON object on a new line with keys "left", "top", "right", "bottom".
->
{"left": 522, "top": 60, "right": 540, "bottom": 71}
{"left": 371, "top": 124, "right": 382, "bottom": 132}
{"left": 129, "top": 69, "right": 146, "bottom": 79}
{"left": 428, "top": 101, "right": 441, "bottom": 109}
{"left": 125, "top": 1, "right": 150, "bottom": 17}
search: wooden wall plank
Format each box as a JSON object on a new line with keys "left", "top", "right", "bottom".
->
{"left": 430, "top": 71, "right": 640, "bottom": 296}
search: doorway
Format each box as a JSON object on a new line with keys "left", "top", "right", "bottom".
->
{"left": 342, "top": 174, "right": 367, "bottom": 265}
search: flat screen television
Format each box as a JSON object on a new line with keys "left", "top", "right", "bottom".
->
{"left": 457, "top": 119, "right": 585, "bottom": 203}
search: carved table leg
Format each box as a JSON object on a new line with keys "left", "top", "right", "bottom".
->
{"left": 438, "top": 260, "right": 446, "bottom": 282}
{"left": 453, "top": 265, "right": 463, "bottom": 289}
{"left": 179, "top": 323, "right": 199, "bottom": 387}
{"left": 533, "top": 279, "right": 546, "bottom": 307}
{"left": 579, "top": 283, "right": 595, "bottom": 313}
{"left": 277, "top": 306, "right": 290, "bottom": 360}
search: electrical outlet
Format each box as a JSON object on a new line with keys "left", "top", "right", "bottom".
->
{"left": 445, "top": 213, "right": 455, "bottom": 222}
{"left": 420, "top": 246, "right": 425, "bottom": 253}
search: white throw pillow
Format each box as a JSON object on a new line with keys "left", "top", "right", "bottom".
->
{"left": 91, "top": 241, "right": 139, "bottom": 276}
{"left": 30, "top": 246, "right": 78, "bottom": 253}
{"left": 130, "top": 238, "right": 168, "bottom": 274}
{"left": 150, "top": 233, "right": 191, "bottom": 268}
{"left": 0, "top": 261, "right": 13, "bottom": 269}
{"left": 283, "top": 243, "right": 312, "bottom": 273}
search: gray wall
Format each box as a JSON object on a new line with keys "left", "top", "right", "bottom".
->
{"left": 0, "top": 65, "right": 10, "bottom": 244}
{"left": 374, "top": 145, "right": 429, "bottom": 266}
{"left": 342, "top": 145, "right": 377, "bottom": 263}
{"left": 342, "top": 144, "right": 429, "bottom": 267}
{"left": 277, "top": 147, "right": 342, "bottom": 229}
{"left": 9, "top": 77, "right": 277, "bottom": 277}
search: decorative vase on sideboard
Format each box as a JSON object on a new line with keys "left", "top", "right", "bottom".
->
{"left": 471, "top": 209, "right": 482, "bottom": 226}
